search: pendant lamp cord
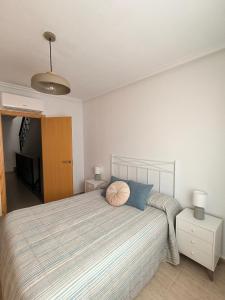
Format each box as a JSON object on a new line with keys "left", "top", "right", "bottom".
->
{"left": 49, "top": 39, "right": 53, "bottom": 72}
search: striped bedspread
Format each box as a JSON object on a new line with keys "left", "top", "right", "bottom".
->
{"left": 0, "top": 190, "right": 180, "bottom": 300}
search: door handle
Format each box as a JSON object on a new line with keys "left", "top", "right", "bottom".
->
{"left": 62, "top": 160, "right": 72, "bottom": 164}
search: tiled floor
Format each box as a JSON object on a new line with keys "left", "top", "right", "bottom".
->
{"left": 136, "top": 255, "right": 225, "bottom": 300}
{"left": 5, "top": 172, "right": 42, "bottom": 212}
{"left": 0, "top": 256, "right": 224, "bottom": 299}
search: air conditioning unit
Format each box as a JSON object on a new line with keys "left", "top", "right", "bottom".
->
{"left": 0, "top": 93, "right": 44, "bottom": 112}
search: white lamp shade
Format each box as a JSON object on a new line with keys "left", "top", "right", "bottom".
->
{"left": 94, "top": 166, "right": 101, "bottom": 175}
{"left": 192, "top": 190, "right": 207, "bottom": 208}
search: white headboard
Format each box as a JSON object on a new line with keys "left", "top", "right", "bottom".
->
{"left": 111, "top": 155, "right": 176, "bottom": 197}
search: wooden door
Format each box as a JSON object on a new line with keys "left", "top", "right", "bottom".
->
{"left": 41, "top": 117, "right": 73, "bottom": 202}
{"left": 0, "top": 115, "right": 7, "bottom": 215}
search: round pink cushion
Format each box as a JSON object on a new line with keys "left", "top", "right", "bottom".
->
{"left": 106, "top": 181, "right": 130, "bottom": 207}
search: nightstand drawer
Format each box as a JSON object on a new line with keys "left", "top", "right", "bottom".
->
{"left": 177, "top": 218, "right": 213, "bottom": 243}
{"left": 85, "top": 179, "right": 107, "bottom": 193}
{"left": 177, "top": 229, "right": 213, "bottom": 256}
{"left": 178, "top": 235, "right": 213, "bottom": 270}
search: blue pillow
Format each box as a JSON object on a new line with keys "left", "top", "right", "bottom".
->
{"left": 102, "top": 176, "right": 129, "bottom": 197}
{"left": 126, "top": 181, "right": 153, "bottom": 211}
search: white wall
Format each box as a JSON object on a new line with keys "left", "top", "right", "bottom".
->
{"left": 84, "top": 50, "right": 225, "bottom": 257}
{"left": 0, "top": 83, "right": 85, "bottom": 194}
{"left": 2, "top": 116, "right": 22, "bottom": 172}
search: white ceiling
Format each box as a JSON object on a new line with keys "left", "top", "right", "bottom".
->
{"left": 0, "top": 0, "right": 225, "bottom": 100}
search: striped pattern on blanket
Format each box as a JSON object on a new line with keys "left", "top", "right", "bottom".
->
{"left": 0, "top": 190, "right": 179, "bottom": 300}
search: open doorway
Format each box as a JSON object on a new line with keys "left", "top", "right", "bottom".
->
{"left": 0, "top": 111, "right": 73, "bottom": 215}
{"left": 1, "top": 115, "right": 43, "bottom": 212}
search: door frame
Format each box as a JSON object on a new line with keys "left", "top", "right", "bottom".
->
{"left": 0, "top": 109, "right": 44, "bottom": 215}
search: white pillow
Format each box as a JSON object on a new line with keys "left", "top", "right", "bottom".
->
{"left": 106, "top": 181, "right": 130, "bottom": 207}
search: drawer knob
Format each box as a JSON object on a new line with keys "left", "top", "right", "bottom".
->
{"left": 191, "top": 240, "right": 195, "bottom": 244}
{"left": 191, "top": 251, "right": 194, "bottom": 255}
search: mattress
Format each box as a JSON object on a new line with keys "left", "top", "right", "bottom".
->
{"left": 0, "top": 190, "right": 180, "bottom": 300}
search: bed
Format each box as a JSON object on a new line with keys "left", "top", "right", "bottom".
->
{"left": 0, "top": 156, "right": 181, "bottom": 300}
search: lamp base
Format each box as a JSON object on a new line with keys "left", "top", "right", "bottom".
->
{"left": 194, "top": 206, "right": 205, "bottom": 220}
{"left": 95, "top": 174, "right": 102, "bottom": 181}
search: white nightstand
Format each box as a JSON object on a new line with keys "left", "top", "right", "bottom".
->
{"left": 176, "top": 208, "right": 223, "bottom": 281}
{"left": 84, "top": 179, "right": 107, "bottom": 193}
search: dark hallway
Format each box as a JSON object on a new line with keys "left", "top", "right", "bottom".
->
{"left": 2, "top": 115, "right": 43, "bottom": 212}
{"left": 6, "top": 172, "right": 42, "bottom": 212}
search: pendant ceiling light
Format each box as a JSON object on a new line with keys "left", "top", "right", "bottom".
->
{"left": 31, "top": 32, "right": 70, "bottom": 95}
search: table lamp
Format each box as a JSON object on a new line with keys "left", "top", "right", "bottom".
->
{"left": 94, "top": 166, "right": 102, "bottom": 180}
{"left": 192, "top": 190, "right": 207, "bottom": 220}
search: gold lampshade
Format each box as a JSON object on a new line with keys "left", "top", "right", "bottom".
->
{"left": 31, "top": 72, "right": 70, "bottom": 95}
{"left": 31, "top": 32, "right": 71, "bottom": 96}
